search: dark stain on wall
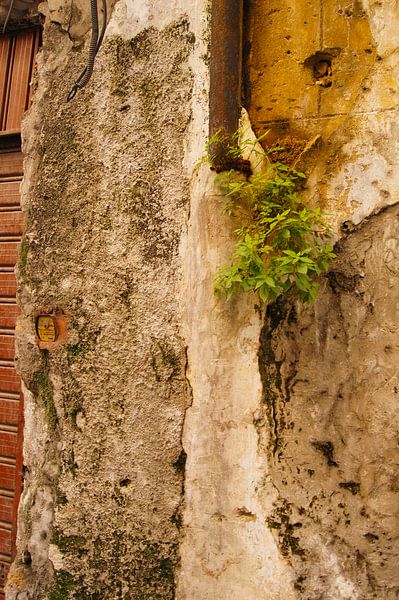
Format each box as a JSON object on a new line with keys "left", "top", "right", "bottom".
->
{"left": 259, "top": 205, "right": 399, "bottom": 598}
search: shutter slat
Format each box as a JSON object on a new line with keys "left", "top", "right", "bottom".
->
{"left": 27, "top": 30, "right": 39, "bottom": 106}
{"left": 5, "top": 32, "right": 35, "bottom": 131}
{"left": 1, "top": 38, "right": 14, "bottom": 131}
{"left": 0, "top": 40, "right": 11, "bottom": 132}
{"left": 0, "top": 181, "right": 21, "bottom": 207}
{"left": 0, "top": 152, "right": 23, "bottom": 177}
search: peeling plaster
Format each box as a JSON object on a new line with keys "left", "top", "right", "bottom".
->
{"left": 5, "top": 0, "right": 399, "bottom": 598}
{"left": 259, "top": 205, "right": 399, "bottom": 598}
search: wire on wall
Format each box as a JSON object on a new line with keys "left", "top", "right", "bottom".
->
{"left": 66, "top": 0, "right": 107, "bottom": 102}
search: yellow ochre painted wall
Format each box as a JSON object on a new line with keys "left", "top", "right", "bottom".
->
{"left": 246, "top": 0, "right": 376, "bottom": 141}
{"left": 245, "top": 1, "right": 399, "bottom": 227}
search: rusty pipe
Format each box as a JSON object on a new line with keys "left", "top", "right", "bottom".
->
{"left": 209, "top": 0, "right": 244, "bottom": 165}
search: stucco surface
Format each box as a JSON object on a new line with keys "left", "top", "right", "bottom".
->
{"left": 7, "top": 2, "right": 195, "bottom": 597}
{"left": 259, "top": 205, "right": 399, "bottom": 599}
{"left": 178, "top": 170, "right": 295, "bottom": 600}
{"left": 246, "top": 0, "right": 399, "bottom": 226}
{"left": 243, "top": 2, "right": 399, "bottom": 598}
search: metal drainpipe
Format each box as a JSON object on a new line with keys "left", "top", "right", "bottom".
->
{"left": 209, "top": 0, "right": 244, "bottom": 165}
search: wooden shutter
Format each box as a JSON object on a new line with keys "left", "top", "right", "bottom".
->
{"left": 0, "top": 28, "right": 40, "bottom": 599}
{"left": 0, "top": 29, "right": 39, "bottom": 133}
{"left": 0, "top": 142, "right": 24, "bottom": 600}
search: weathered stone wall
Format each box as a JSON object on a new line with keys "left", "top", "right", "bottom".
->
{"left": 246, "top": 0, "right": 399, "bottom": 226}
{"left": 244, "top": 1, "right": 399, "bottom": 598}
{"left": 5, "top": 0, "right": 399, "bottom": 598}
{"left": 259, "top": 205, "right": 399, "bottom": 599}
{"left": 181, "top": 1, "right": 399, "bottom": 598}
{"left": 7, "top": 1, "right": 200, "bottom": 597}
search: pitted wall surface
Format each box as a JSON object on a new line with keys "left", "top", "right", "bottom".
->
{"left": 259, "top": 205, "right": 399, "bottom": 599}
{"left": 4, "top": 0, "right": 399, "bottom": 598}
{"left": 7, "top": 4, "right": 195, "bottom": 598}
{"left": 246, "top": 0, "right": 399, "bottom": 226}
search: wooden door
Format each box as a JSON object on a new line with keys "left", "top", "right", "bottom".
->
{"left": 0, "top": 28, "right": 39, "bottom": 599}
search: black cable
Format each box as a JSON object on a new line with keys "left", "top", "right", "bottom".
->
{"left": 66, "top": 0, "right": 107, "bottom": 102}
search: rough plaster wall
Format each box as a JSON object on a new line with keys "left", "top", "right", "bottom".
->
{"left": 259, "top": 205, "right": 399, "bottom": 598}
{"left": 7, "top": 0, "right": 196, "bottom": 597}
{"left": 179, "top": 2, "right": 399, "bottom": 598}
{"left": 245, "top": 1, "right": 399, "bottom": 598}
{"left": 5, "top": 0, "right": 399, "bottom": 599}
{"left": 246, "top": 0, "right": 399, "bottom": 226}
{"left": 4, "top": 0, "right": 308, "bottom": 597}
{"left": 178, "top": 169, "right": 295, "bottom": 600}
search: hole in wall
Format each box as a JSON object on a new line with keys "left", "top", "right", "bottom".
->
{"left": 314, "top": 59, "right": 332, "bottom": 87}
{"left": 304, "top": 49, "right": 340, "bottom": 89}
{"left": 119, "top": 478, "right": 131, "bottom": 487}
{"left": 267, "top": 136, "right": 307, "bottom": 165}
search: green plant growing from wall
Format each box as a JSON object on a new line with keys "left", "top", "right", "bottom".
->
{"left": 202, "top": 130, "right": 336, "bottom": 303}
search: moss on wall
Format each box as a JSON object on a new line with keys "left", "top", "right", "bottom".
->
{"left": 14, "top": 11, "right": 194, "bottom": 599}
{"left": 31, "top": 353, "right": 57, "bottom": 431}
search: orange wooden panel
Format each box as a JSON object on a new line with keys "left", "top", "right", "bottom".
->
{"left": 0, "top": 153, "right": 22, "bottom": 177}
{"left": 0, "top": 274, "right": 16, "bottom": 298}
{"left": 0, "top": 36, "right": 13, "bottom": 133}
{"left": 0, "top": 336, "right": 14, "bottom": 361}
{"left": 0, "top": 368, "right": 20, "bottom": 394}
{"left": 0, "top": 211, "right": 23, "bottom": 237}
{"left": 0, "top": 400, "right": 19, "bottom": 426}
{"left": 0, "top": 463, "right": 15, "bottom": 492}
{"left": 10, "top": 394, "right": 23, "bottom": 562}
{"left": 4, "top": 32, "right": 35, "bottom": 131}
{"left": 0, "top": 242, "right": 19, "bottom": 267}
{"left": 0, "top": 529, "right": 12, "bottom": 555}
{"left": 0, "top": 304, "right": 19, "bottom": 330}
{"left": 0, "top": 495, "right": 13, "bottom": 523}
{"left": 0, "top": 181, "right": 20, "bottom": 207}
{"left": 28, "top": 30, "right": 40, "bottom": 106}
{"left": 0, "top": 429, "right": 17, "bottom": 456}
{"left": 0, "top": 39, "right": 11, "bottom": 132}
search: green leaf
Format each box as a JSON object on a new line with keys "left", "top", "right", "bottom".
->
{"left": 259, "top": 284, "right": 270, "bottom": 302}
{"left": 279, "top": 264, "right": 294, "bottom": 274}
{"left": 295, "top": 273, "right": 311, "bottom": 292}
{"left": 283, "top": 250, "right": 302, "bottom": 260}
{"left": 298, "top": 256, "right": 314, "bottom": 264}
{"left": 296, "top": 263, "right": 308, "bottom": 274}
